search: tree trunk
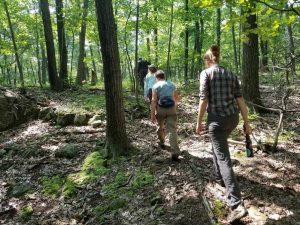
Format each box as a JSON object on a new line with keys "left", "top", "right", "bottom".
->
{"left": 35, "top": 3, "right": 42, "bottom": 88}
{"left": 230, "top": 6, "right": 239, "bottom": 74}
{"left": 124, "top": 5, "right": 135, "bottom": 92}
{"left": 166, "top": 0, "right": 174, "bottom": 79}
{"left": 41, "top": 40, "right": 47, "bottom": 85}
{"left": 4, "top": 0, "right": 25, "bottom": 89}
{"left": 241, "top": 5, "right": 262, "bottom": 109}
{"left": 286, "top": 24, "right": 296, "bottom": 83}
{"left": 145, "top": 5, "right": 151, "bottom": 62}
{"left": 134, "top": 0, "right": 140, "bottom": 103}
{"left": 40, "top": 0, "right": 62, "bottom": 91}
{"left": 184, "top": 0, "right": 189, "bottom": 83}
{"left": 95, "top": 0, "right": 129, "bottom": 158}
{"left": 216, "top": 8, "right": 221, "bottom": 47}
{"left": 69, "top": 30, "right": 75, "bottom": 84}
{"left": 90, "top": 45, "right": 97, "bottom": 85}
{"left": 260, "top": 39, "right": 268, "bottom": 72}
{"left": 153, "top": 1, "right": 158, "bottom": 65}
{"left": 76, "top": 0, "right": 89, "bottom": 85}
{"left": 194, "top": 10, "right": 203, "bottom": 79}
{"left": 55, "top": 0, "right": 68, "bottom": 87}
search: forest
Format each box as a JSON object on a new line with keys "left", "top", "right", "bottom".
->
{"left": 0, "top": 0, "right": 299, "bottom": 224}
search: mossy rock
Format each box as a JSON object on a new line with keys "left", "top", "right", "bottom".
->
{"left": 39, "top": 107, "right": 56, "bottom": 121}
{"left": 74, "top": 114, "right": 88, "bottom": 126}
{"left": 55, "top": 144, "right": 79, "bottom": 159}
{"left": 88, "top": 114, "right": 102, "bottom": 125}
{"left": 56, "top": 113, "right": 75, "bottom": 126}
{"left": 91, "top": 120, "right": 104, "bottom": 128}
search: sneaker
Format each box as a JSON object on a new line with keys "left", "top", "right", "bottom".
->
{"left": 158, "top": 142, "right": 166, "bottom": 150}
{"left": 171, "top": 153, "right": 181, "bottom": 162}
{"left": 227, "top": 204, "right": 248, "bottom": 223}
{"left": 216, "top": 178, "right": 225, "bottom": 187}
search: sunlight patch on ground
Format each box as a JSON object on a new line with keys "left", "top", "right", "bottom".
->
{"left": 2, "top": 120, "right": 51, "bottom": 145}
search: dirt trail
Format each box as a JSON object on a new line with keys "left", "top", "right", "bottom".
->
{"left": 0, "top": 89, "right": 299, "bottom": 225}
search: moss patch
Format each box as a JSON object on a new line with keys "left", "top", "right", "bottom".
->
{"left": 18, "top": 205, "right": 33, "bottom": 220}
{"left": 41, "top": 175, "right": 77, "bottom": 198}
{"left": 69, "top": 151, "right": 108, "bottom": 185}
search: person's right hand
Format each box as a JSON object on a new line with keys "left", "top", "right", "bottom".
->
{"left": 195, "top": 122, "right": 203, "bottom": 135}
{"left": 243, "top": 123, "right": 251, "bottom": 135}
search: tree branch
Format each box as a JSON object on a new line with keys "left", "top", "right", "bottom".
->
{"left": 255, "top": 0, "right": 300, "bottom": 16}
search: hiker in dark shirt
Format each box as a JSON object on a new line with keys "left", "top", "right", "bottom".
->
{"left": 137, "top": 58, "right": 151, "bottom": 90}
{"left": 196, "top": 44, "right": 251, "bottom": 223}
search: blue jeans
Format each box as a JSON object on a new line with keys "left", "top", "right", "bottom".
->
{"left": 208, "top": 112, "right": 241, "bottom": 209}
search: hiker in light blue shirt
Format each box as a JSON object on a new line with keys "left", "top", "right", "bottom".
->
{"left": 144, "top": 64, "right": 157, "bottom": 102}
{"left": 151, "top": 70, "right": 181, "bottom": 161}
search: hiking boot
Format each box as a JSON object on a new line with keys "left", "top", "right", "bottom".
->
{"left": 171, "top": 153, "right": 181, "bottom": 162}
{"left": 158, "top": 142, "right": 166, "bottom": 149}
{"left": 216, "top": 178, "right": 225, "bottom": 187}
{"left": 227, "top": 204, "right": 248, "bottom": 223}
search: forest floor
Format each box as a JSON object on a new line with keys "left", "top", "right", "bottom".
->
{"left": 0, "top": 83, "right": 299, "bottom": 225}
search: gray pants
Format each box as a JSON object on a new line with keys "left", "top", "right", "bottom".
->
{"left": 208, "top": 112, "right": 241, "bottom": 209}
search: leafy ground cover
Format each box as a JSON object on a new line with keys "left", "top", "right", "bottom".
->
{"left": 0, "top": 85, "right": 299, "bottom": 225}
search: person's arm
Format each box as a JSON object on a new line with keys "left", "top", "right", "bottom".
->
{"left": 173, "top": 89, "right": 179, "bottom": 105}
{"left": 151, "top": 90, "right": 158, "bottom": 123}
{"left": 144, "top": 75, "right": 148, "bottom": 100}
{"left": 236, "top": 96, "right": 251, "bottom": 134}
{"left": 196, "top": 99, "right": 208, "bottom": 134}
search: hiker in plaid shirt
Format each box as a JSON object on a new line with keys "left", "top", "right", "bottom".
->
{"left": 196, "top": 44, "right": 251, "bottom": 223}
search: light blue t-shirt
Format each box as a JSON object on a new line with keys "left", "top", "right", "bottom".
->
{"left": 152, "top": 80, "right": 176, "bottom": 100}
{"left": 144, "top": 73, "right": 157, "bottom": 97}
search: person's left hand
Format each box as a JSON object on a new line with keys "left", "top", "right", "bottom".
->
{"left": 195, "top": 122, "right": 203, "bottom": 134}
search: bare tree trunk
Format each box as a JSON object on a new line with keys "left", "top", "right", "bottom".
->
{"left": 194, "top": 9, "right": 203, "bottom": 79}
{"left": 69, "top": 30, "right": 75, "bottom": 84}
{"left": 184, "top": 0, "right": 189, "bottom": 83}
{"left": 124, "top": 3, "right": 135, "bottom": 92}
{"left": 216, "top": 8, "right": 221, "bottom": 47}
{"left": 241, "top": 5, "right": 263, "bottom": 109}
{"left": 76, "top": 0, "right": 89, "bottom": 85}
{"left": 55, "top": 0, "right": 68, "bottom": 87}
{"left": 145, "top": 4, "right": 151, "bottom": 62}
{"left": 230, "top": 6, "right": 239, "bottom": 74}
{"left": 4, "top": 0, "right": 25, "bottom": 89}
{"left": 260, "top": 39, "right": 269, "bottom": 72}
{"left": 90, "top": 45, "right": 97, "bottom": 85}
{"left": 134, "top": 0, "right": 140, "bottom": 104}
{"left": 153, "top": 0, "right": 158, "bottom": 65}
{"left": 40, "top": 0, "right": 62, "bottom": 91}
{"left": 34, "top": 3, "right": 42, "bottom": 88}
{"left": 166, "top": 0, "right": 174, "bottom": 79}
{"left": 41, "top": 40, "right": 47, "bottom": 85}
{"left": 95, "top": 0, "right": 129, "bottom": 158}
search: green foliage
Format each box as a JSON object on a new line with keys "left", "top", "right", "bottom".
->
{"left": 41, "top": 176, "right": 65, "bottom": 198}
{"left": 212, "top": 199, "right": 226, "bottom": 219}
{"left": 95, "top": 168, "right": 154, "bottom": 223}
{"left": 233, "top": 150, "right": 245, "bottom": 158}
{"left": 18, "top": 205, "right": 33, "bottom": 220}
{"left": 70, "top": 151, "right": 108, "bottom": 185}
{"left": 62, "top": 179, "right": 77, "bottom": 198}
{"left": 131, "top": 169, "right": 154, "bottom": 190}
{"left": 279, "top": 130, "right": 296, "bottom": 141}
{"left": 41, "top": 175, "right": 77, "bottom": 199}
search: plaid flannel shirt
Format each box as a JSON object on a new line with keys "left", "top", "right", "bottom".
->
{"left": 199, "top": 64, "right": 242, "bottom": 117}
